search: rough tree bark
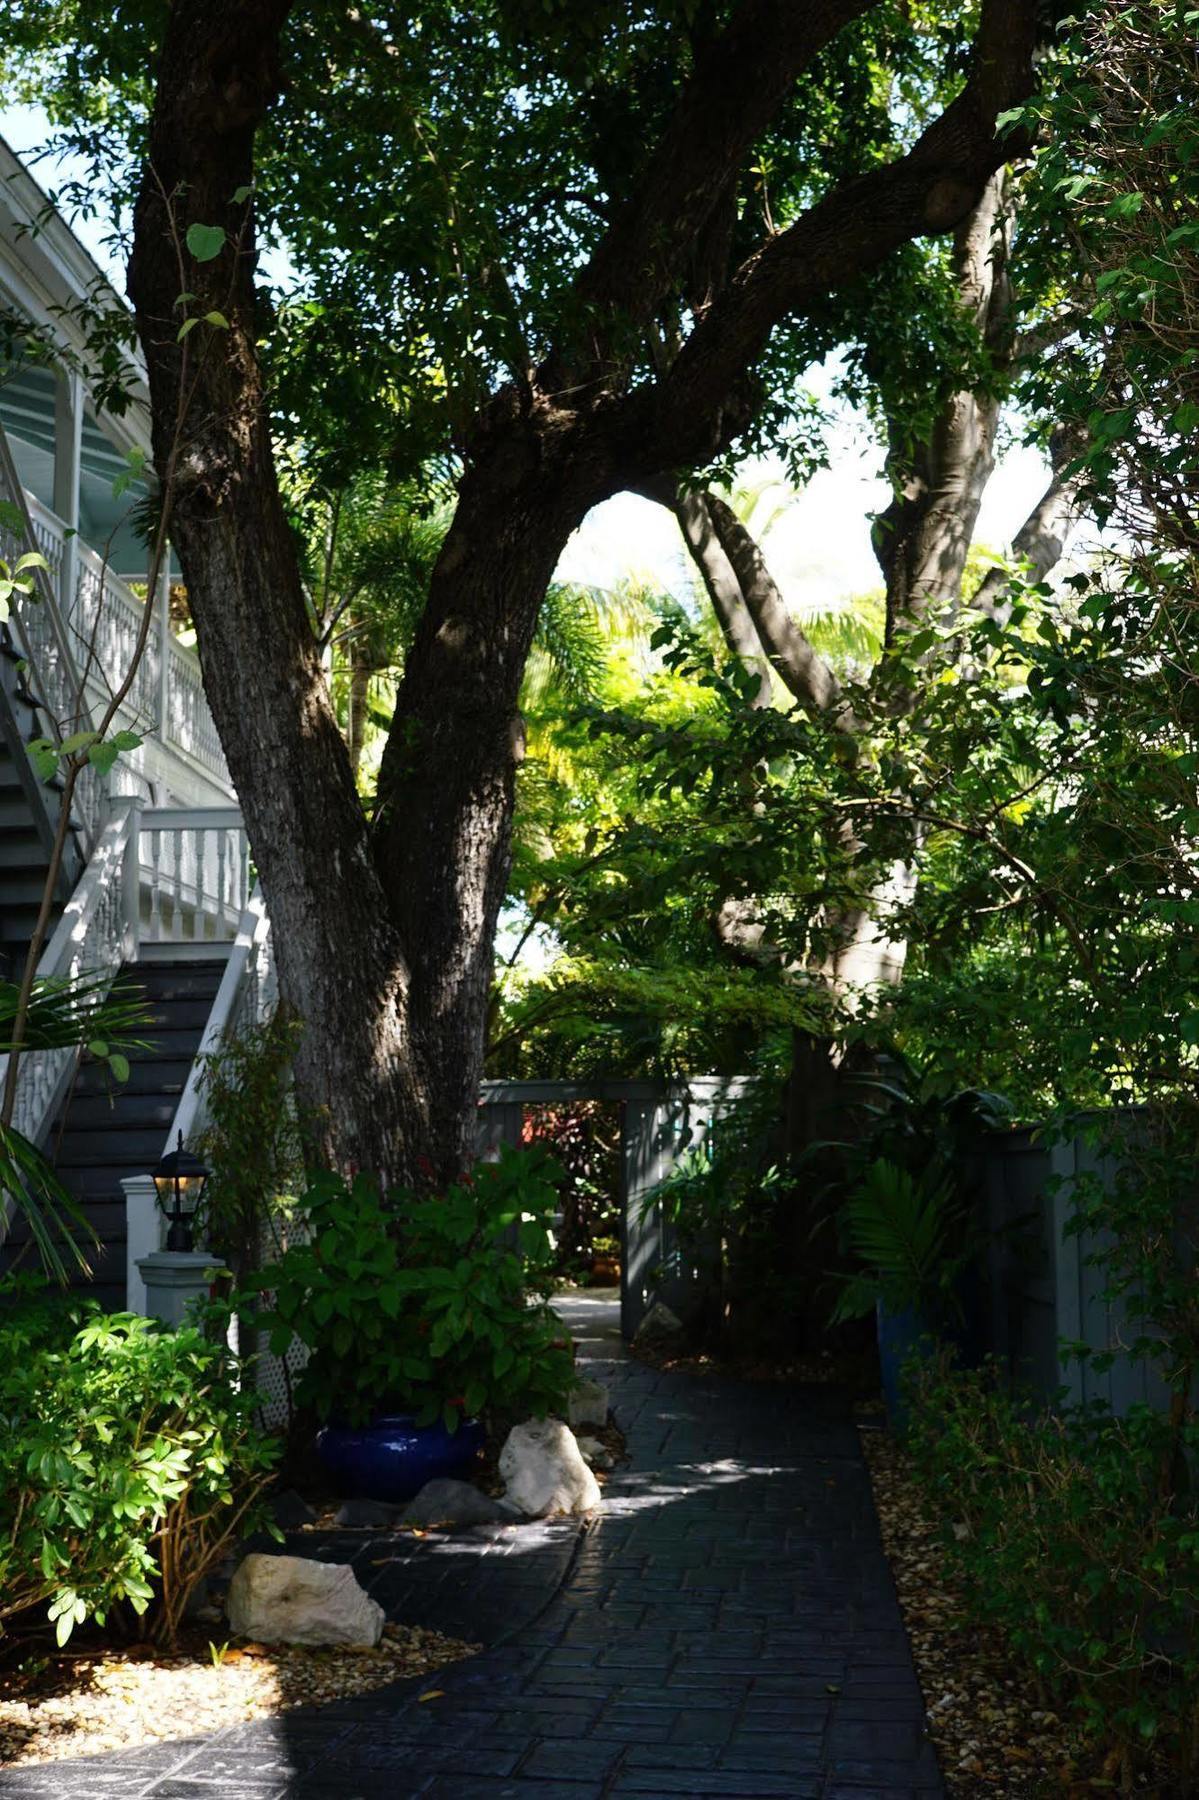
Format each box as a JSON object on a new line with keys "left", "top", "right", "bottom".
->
{"left": 872, "top": 172, "right": 1013, "bottom": 643}
{"left": 130, "top": 0, "right": 1040, "bottom": 1184}
{"left": 128, "top": 1, "right": 418, "bottom": 1183}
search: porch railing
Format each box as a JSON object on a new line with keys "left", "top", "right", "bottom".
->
{"left": 25, "top": 492, "right": 231, "bottom": 790}
{"left": 138, "top": 806, "right": 250, "bottom": 946}
{"left": 0, "top": 418, "right": 102, "bottom": 843}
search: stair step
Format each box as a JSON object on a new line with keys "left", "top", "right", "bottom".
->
{"left": 46, "top": 1162, "right": 167, "bottom": 1195}
{"left": 120, "top": 1027, "right": 213, "bottom": 1061}
{"left": 128, "top": 997, "right": 228, "bottom": 1032}
{"left": 0, "top": 903, "right": 44, "bottom": 941}
{"left": 0, "top": 873, "right": 55, "bottom": 907}
{"left": 73, "top": 1058, "right": 194, "bottom": 1098}
{"left": 128, "top": 964, "right": 227, "bottom": 1001}
{"left": 63, "top": 1093, "right": 181, "bottom": 1132}
{"left": 0, "top": 827, "right": 50, "bottom": 869}
{"left": 0, "top": 797, "right": 41, "bottom": 831}
{"left": 6, "top": 1198, "right": 127, "bottom": 1241}
{"left": 54, "top": 1127, "right": 180, "bottom": 1168}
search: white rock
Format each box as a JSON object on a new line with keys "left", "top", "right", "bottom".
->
{"left": 567, "top": 1378, "right": 609, "bottom": 1431}
{"left": 576, "top": 1434, "right": 614, "bottom": 1472}
{"left": 226, "top": 1553, "right": 384, "bottom": 1647}
{"left": 632, "top": 1300, "right": 684, "bottom": 1345}
{"left": 499, "top": 1419, "right": 601, "bottom": 1518}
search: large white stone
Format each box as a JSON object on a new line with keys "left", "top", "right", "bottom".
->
{"left": 567, "top": 1377, "right": 609, "bottom": 1431}
{"left": 499, "top": 1419, "right": 602, "bottom": 1519}
{"left": 632, "top": 1300, "right": 684, "bottom": 1346}
{"left": 226, "top": 1553, "right": 384, "bottom": 1647}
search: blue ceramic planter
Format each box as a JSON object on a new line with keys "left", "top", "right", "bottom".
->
{"left": 315, "top": 1412, "right": 486, "bottom": 1503}
{"left": 877, "top": 1283, "right": 983, "bottom": 1431}
{"left": 876, "top": 1303, "right": 934, "bottom": 1431}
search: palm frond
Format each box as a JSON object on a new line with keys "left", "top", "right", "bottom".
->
{"left": 0, "top": 1124, "right": 97, "bottom": 1285}
{"left": 831, "top": 1157, "right": 964, "bottom": 1324}
{"left": 525, "top": 583, "right": 609, "bottom": 704}
{"left": 0, "top": 974, "right": 153, "bottom": 1056}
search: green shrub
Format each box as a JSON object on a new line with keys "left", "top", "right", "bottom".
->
{"left": 0, "top": 1280, "right": 280, "bottom": 1647}
{"left": 906, "top": 1351, "right": 1199, "bottom": 1787}
{"left": 246, "top": 1144, "right": 576, "bottom": 1431}
{"left": 195, "top": 1007, "right": 306, "bottom": 1281}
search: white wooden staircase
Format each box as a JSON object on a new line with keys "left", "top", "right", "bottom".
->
{"left": 0, "top": 417, "right": 275, "bottom": 1308}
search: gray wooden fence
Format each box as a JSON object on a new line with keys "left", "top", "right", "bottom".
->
{"left": 480, "top": 1085, "right": 1189, "bottom": 1416}
{"left": 479, "top": 1078, "right": 754, "bottom": 1341}
{"left": 972, "top": 1120, "right": 1191, "bottom": 1416}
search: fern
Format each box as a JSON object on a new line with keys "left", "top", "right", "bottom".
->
{"left": 831, "top": 1157, "right": 967, "bottom": 1325}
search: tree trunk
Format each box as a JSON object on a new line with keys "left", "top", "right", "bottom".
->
{"left": 127, "top": 4, "right": 424, "bottom": 1184}
{"left": 126, "top": 0, "right": 1040, "bottom": 1189}
{"left": 374, "top": 448, "right": 603, "bottom": 1180}
{"left": 873, "top": 173, "right": 1013, "bottom": 644}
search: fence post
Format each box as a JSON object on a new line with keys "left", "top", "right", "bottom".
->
{"left": 122, "top": 1173, "right": 159, "bottom": 1313}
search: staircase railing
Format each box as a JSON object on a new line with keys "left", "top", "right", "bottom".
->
{"left": 0, "top": 418, "right": 101, "bottom": 845}
{"left": 0, "top": 799, "right": 140, "bottom": 1148}
{"left": 1, "top": 803, "right": 254, "bottom": 1161}
{"left": 138, "top": 806, "right": 250, "bottom": 946}
{"left": 124, "top": 884, "right": 276, "bottom": 1312}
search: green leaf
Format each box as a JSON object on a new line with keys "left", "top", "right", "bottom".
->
{"left": 27, "top": 738, "right": 60, "bottom": 781}
{"left": 185, "top": 223, "right": 227, "bottom": 262}
{"left": 60, "top": 730, "right": 100, "bottom": 756}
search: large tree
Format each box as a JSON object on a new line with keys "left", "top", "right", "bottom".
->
{"left": 61, "top": 0, "right": 1042, "bottom": 1183}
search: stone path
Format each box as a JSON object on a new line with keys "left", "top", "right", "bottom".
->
{"left": 0, "top": 1292, "right": 941, "bottom": 1800}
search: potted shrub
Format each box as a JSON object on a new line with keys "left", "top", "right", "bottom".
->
{"left": 589, "top": 1235, "right": 621, "bottom": 1285}
{"left": 830, "top": 1156, "right": 975, "bottom": 1427}
{"left": 246, "top": 1146, "right": 575, "bottom": 1502}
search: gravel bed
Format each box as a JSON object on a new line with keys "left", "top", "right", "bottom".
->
{"left": 857, "top": 1420, "right": 1167, "bottom": 1797}
{"left": 0, "top": 1621, "right": 475, "bottom": 1768}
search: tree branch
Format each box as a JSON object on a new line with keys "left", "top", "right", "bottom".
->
{"left": 645, "top": 477, "right": 773, "bottom": 707}
{"left": 702, "top": 492, "right": 850, "bottom": 722}
{"left": 546, "top": 0, "right": 878, "bottom": 382}
{"left": 632, "top": 0, "right": 1038, "bottom": 470}
{"left": 971, "top": 426, "right": 1086, "bottom": 617}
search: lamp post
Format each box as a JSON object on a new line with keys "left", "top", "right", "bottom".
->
{"left": 136, "top": 1135, "right": 220, "bottom": 1326}
{"left": 153, "top": 1132, "right": 210, "bottom": 1253}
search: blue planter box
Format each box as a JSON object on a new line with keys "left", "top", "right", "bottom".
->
{"left": 316, "top": 1413, "right": 486, "bottom": 1502}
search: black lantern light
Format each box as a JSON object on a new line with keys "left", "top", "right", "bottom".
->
{"left": 153, "top": 1132, "right": 210, "bottom": 1253}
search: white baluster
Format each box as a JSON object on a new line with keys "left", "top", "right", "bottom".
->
{"left": 216, "top": 827, "right": 229, "bottom": 935}
{"left": 173, "top": 828, "right": 185, "bottom": 941}
{"left": 149, "top": 829, "right": 163, "bottom": 943}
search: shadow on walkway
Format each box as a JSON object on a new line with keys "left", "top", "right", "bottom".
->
{"left": 0, "top": 1293, "right": 941, "bottom": 1800}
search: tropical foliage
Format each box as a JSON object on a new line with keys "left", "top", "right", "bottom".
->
{"left": 0, "top": 1279, "right": 280, "bottom": 1648}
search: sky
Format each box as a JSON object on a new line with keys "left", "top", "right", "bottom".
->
{"left": 1, "top": 101, "right": 1052, "bottom": 611}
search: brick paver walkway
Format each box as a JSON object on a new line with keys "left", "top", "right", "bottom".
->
{"left": 0, "top": 1293, "right": 941, "bottom": 1800}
